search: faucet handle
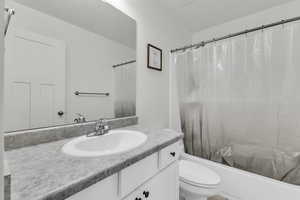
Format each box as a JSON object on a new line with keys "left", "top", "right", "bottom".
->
{"left": 94, "top": 119, "right": 110, "bottom": 136}
{"left": 96, "top": 119, "right": 105, "bottom": 129}
{"left": 74, "top": 113, "right": 86, "bottom": 123}
{"left": 78, "top": 113, "right": 86, "bottom": 118}
{"left": 98, "top": 118, "right": 107, "bottom": 124}
{"left": 104, "top": 125, "right": 110, "bottom": 131}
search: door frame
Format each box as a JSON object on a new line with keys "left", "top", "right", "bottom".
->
{"left": 1, "top": 0, "right": 5, "bottom": 199}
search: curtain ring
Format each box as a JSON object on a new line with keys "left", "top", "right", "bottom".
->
{"left": 212, "top": 38, "right": 217, "bottom": 45}
{"left": 281, "top": 20, "right": 285, "bottom": 29}
{"left": 195, "top": 44, "right": 201, "bottom": 49}
{"left": 244, "top": 29, "right": 248, "bottom": 37}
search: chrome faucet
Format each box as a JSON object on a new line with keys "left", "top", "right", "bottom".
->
{"left": 74, "top": 113, "right": 86, "bottom": 123}
{"left": 94, "top": 119, "right": 110, "bottom": 136}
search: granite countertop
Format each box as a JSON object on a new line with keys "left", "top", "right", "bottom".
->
{"left": 5, "top": 126, "right": 183, "bottom": 200}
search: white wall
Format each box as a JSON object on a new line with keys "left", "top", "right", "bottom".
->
{"left": 5, "top": 0, "right": 135, "bottom": 123}
{"left": 105, "top": 0, "right": 191, "bottom": 128}
{"left": 193, "top": 0, "right": 300, "bottom": 42}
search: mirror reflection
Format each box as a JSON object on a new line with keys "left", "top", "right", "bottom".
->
{"left": 4, "top": 0, "right": 136, "bottom": 132}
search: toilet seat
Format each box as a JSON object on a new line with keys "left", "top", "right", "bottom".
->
{"left": 179, "top": 160, "right": 221, "bottom": 188}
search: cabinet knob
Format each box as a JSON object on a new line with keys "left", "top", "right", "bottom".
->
{"left": 143, "top": 191, "right": 150, "bottom": 198}
{"left": 170, "top": 152, "right": 176, "bottom": 157}
{"left": 57, "top": 111, "right": 64, "bottom": 117}
{"left": 135, "top": 198, "right": 142, "bottom": 200}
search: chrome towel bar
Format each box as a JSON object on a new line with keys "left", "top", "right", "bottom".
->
{"left": 74, "top": 91, "right": 110, "bottom": 96}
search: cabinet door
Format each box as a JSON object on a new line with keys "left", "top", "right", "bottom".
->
{"left": 66, "top": 174, "right": 118, "bottom": 200}
{"left": 120, "top": 153, "right": 159, "bottom": 198}
{"left": 144, "top": 161, "right": 179, "bottom": 200}
{"left": 122, "top": 187, "right": 143, "bottom": 200}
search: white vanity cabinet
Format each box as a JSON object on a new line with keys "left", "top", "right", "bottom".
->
{"left": 66, "top": 142, "right": 180, "bottom": 200}
{"left": 123, "top": 162, "right": 179, "bottom": 200}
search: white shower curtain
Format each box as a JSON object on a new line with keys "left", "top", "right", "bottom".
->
{"left": 171, "top": 21, "right": 300, "bottom": 185}
{"left": 113, "top": 62, "right": 136, "bottom": 118}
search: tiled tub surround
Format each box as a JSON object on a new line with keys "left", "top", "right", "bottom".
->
{"left": 5, "top": 116, "right": 138, "bottom": 151}
{"left": 5, "top": 126, "right": 183, "bottom": 200}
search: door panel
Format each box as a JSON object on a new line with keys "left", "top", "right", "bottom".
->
{"left": 34, "top": 84, "right": 55, "bottom": 128}
{"left": 146, "top": 161, "right": 179, "bottom": 200}
{"left": 4, "top": 29, "right": 66, "bottom": 131}
{"left": 6, "top": 82, "right": 31, "bottom": 130}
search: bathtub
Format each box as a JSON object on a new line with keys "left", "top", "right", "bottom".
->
{"left": 181, "top": 152, "right": 300, "bottom": 200}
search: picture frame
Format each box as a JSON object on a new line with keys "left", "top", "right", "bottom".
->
{"left": 147, "top": 44, "right": 162, "bottom": 71}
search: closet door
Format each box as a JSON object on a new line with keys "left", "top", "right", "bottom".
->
{"left": 4, "top": 29, "right": 66, "bottom": 131}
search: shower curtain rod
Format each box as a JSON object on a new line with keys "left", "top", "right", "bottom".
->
{"left": 112, "top": 60, "right": 136, "bottom": 68}
{"left": 4, "top": 8, "right": 15, "bottom": 36}
{"left": 4, "top": 7, "right": 15, "bottom": 36}
{"left": 171, "top": 15, "right": 300, "bottom": 53}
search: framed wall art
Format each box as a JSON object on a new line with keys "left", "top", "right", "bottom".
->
{"left": 147, "top": 44, "right": 162, "bottom": 71}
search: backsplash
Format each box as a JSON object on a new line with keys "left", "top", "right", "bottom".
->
{"left": 4, "top": 116, "right": 138, "bottom": 151}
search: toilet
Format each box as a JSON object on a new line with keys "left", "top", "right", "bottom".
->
{"left": 179, "top": 159, "right": 221, "bottom": 200}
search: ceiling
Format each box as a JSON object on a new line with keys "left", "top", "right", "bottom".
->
{"left": 159, "top": 0, "right": 295, "bottom": 32}
{"left": 12, "top": 0, "right": 136, "bottom": 49}
{"left": 10, "top": 0, "right": 295, "bottom": 45}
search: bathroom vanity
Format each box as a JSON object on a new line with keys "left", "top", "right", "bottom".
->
{"left": 5, "top": 122, "right": 182, "bottom": 200}
{"left": 66, "top": 142, "right": 180, "bottom": 200}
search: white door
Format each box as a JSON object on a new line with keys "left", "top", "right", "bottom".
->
{"left": 4, "top": 29, "right": 66, "bottom": 131}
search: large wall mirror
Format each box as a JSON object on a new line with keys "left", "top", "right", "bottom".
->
{"left": 4, "top": 0, "right": 136, "bottom": 132}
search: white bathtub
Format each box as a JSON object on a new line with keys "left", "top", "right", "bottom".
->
{"left": 181, "top": 152, "right": 300, "bottom": 200}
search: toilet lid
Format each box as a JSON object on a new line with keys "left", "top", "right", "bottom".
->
{"left": 179, "top": 160, "right": 221, "bottom": 187}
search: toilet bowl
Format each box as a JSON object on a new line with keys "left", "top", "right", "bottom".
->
{"left": 179, "top": 160, "right": 221, "bottom": 200}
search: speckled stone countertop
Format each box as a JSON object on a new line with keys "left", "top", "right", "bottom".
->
{"left": 5, "top": 126, "right": 183, "bottom": 200}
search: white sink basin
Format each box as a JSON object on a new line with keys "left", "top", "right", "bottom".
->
{"left": 62, "top": 130, "right": 147, "bottom": 157}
